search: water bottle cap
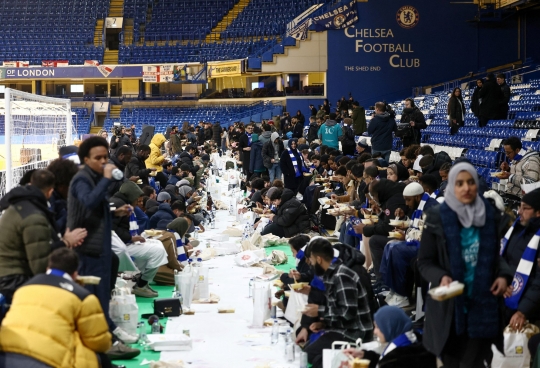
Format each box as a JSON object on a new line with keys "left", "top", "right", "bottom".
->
{"left": 197, "top": 258, "right": 202, "bottom": 262}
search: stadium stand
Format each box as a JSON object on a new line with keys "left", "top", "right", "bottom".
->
{"left": 0, "top": 0, "right": 106, "bottom": 65}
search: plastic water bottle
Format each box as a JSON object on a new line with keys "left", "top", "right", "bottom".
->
{"left": 138, "top": 322, "right": 148, "bottom": 344}
{"left": 151, "top": 320, "right": 160, "bottom": 334}
{"left": 229, "top": 204, "right": 234, "bottom": 215}
{"left": 211, "top": 217, "right": 216, "bottom": 229}
{"left": 271, "top": 320, "right": 279, "bottom": 345}
{"left": 111, "top": 168, "right": 123, "bottom": 180}
{"left": 285, "top": 329, "right": 295, "bottom": 361}
{"left": 193, "top": 227, "right": 200, "bottom": 240}
{"left": 243, "top": 224, "right": 250, "bottom": 240}
{"left": 249, "top": 278, "right": 254, "bottom": 298}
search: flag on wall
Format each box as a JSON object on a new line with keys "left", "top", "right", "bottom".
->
{"left": 311, "top": 0, "right": 359, "bottom": 31}
{"left": 287, "top": 18, "right": 313, "bottom": 41}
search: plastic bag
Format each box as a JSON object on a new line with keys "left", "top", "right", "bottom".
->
{"left": 252, "top": 281, "right": 272, "bottom": 327}
{"left": 491, "top": 323, "right": 540, "bottom": 368}
{"left": 234, "top": 251, "right": 260, "bottom": 267}
{"left": 109, "top": 287, "right": 138, "bottom": 335}
{"left": 270, "top": 250, "right": 288, "bottom": 265}
{"left": 284, "top": 290, "right": 308, "bottom": 325}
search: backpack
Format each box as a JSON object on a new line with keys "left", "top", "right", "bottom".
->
{"left": 433, "top": 151, "right": 452, "bottom": 170}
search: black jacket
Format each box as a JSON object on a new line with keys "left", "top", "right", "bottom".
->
{"left": 307, "top": 122, "right": 319, "bottom": 143}
{"left": 212, "top": 123, "right": 221, "bottom": 145}
{"left": 280, "top": 147, "right": 305, "bottom": 179}
{"left": 502, "top": 217, "right": 540, "bottom": 320}
{"left": 238, "top": 133, "right": 252, "bottom": 171}
{"left": 249, "top": 141, "right": 265, "bottom": 173}
{"left": 448, "top": 97, "right": 465, "bottom": 127}
{"left": 274, "top": 189, "right": 310, "bottom": 237}
{"left": 363, "top": 180, "right": 407, "bottom": 237}
{"left": 110, "top": 134, "right": 133, "bottom": 154}
{"left": 367, "top": 112, "right": 396, "bottom": 151}
{"left": 363, "top": 342, "right": 437, "bottom": 368}
{"left": 295, "top": 113, "right": 305, "bottom": 126}
{"left": 478, "top": 78, "right": 503, "bottom": 119}
{"left": 125, "top": 155, "right": 152, "bottom": 186}
{"left": 110, "top": 193, "right": 133, "bottom": 244}
{"left": 417, "top": 202, "right": 512, "bottom": 356}
{"left": 204, "top": 127, "right": 212, "bottom": 141}
{"left": 470, "top": 86, "right": 482, "bottom": 117}
{"left": 291, "top": 122, "right": 304, "bottom": 139}
{"left": 262, "top": 138, "right": 284, "bottom": 169}
{"left": 401, "top": 107, "right": 426, "bottom": 146}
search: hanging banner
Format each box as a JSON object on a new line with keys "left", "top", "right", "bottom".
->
{"left": 42, "top": 60, "right": 69, "bottom": 67}
{"left": 142, "top": 65, "right": 187, "bottom": 83}
{"left": 208, "top": 61, "right": 244, "bottom": 78}
{"left": 3, "top": 61, "right": 29, "bottom": 67}
{"left": 84, "top": 60, "right": 100, "bottom": 66}
{"left": 312, "top": 0, "right": 359, "bottom": 31}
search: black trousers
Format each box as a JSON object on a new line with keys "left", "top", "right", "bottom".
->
{"left": 304, "top": 332, "right": 353, "bottom": 368}
{"left": 284, "top": 175, "right": 304, "bottom": 194}
{"left": 261, "top": 223, "right": 286, "bottom": 237}
{"left": 369, "top": 235, "right": 390, "bottom": 281}
{"left": 478, "top": 116, "right": 489, "bottom": 128}
{"left": 441, "top": 330, "right": 493, "bottom": 368}
{"left": 110, "top": 252, "right": 119, "bottom": 293}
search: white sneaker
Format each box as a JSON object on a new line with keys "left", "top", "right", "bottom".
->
{"left": 113, "top": 327, "right": 138, "bottom": 344}
{"left": 386, "top": 293, "right": 410, "bottom": 308}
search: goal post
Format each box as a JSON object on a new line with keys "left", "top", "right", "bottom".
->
{"left": 1, "top": 88, "right": 75, "bottom": 197}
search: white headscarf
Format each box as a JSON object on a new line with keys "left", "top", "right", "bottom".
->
{"left": 444, "top": 162, "right": 486, "bottom": 228}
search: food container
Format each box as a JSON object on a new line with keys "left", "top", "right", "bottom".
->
{"left": 428, "top": 281, "right": 465, "bottom": 301}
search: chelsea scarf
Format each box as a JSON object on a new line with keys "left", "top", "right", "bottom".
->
{"left": 246, "top": 133, "right": 252, "bottom": 147}
{"left": 296, "top": 245, "right": 307, "bottom": 266}
{"left": 380, "top": 331, "right": 417, "bottom": 359}
{"left": 500, "top": 217, "right": 540, "bottom": 310}
{"left": 129, "top": 211, "right": 139, "bottom": 238}
{"left": 405, "top": 192, "right": 430, "bottom": 248}
{"left": 168, "top": 230, "right": 188, "bottom": 262}
{"left": 288, "top": 149, "right": 304, "bottom": 177}
{"left": 430, "top": 189, "right": 440, "bottom": 199}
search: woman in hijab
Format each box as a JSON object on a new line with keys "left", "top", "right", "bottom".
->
{"left": 280, "top": 138, "right": 308, "bottom": 194}
{"left": 387, "top": 163, "right": 409, "bottom": 183}
{"left": 418, "top": 162, "right": 512, "bottom": 368}
{"left": 346, "top": 306, "right": 436, "bottom": 368}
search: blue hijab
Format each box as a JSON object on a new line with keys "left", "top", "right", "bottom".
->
{"left": 374, "top": 306, "right": 412, "bottom": 342}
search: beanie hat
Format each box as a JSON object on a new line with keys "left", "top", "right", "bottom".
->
{"left": 167, "top": 218, "right": 189, "bottom": 237}
{"left": 357, "top": 138, "right": 369, "bottom": 149}
{"left": 522, "top": 188, "right": 540, "bottom": 211}
{"left": 157, "top": 192, "right": 171, "bottom": 202}
{"left": 403, "top": 182, "right": 424, "bottom": 197}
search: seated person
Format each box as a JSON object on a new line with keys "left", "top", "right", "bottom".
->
{"left": 261, "top": 187, "right": 310, "bottom": 238}
{"left": 302, "top": 238, "right": 373, "bottom": 368}
{"left": 279, "top": 234, "right": 312, "bottom": 288}
{"left": 110, "top": 182, "right": 168, "bottom": 298}
{"left": 148, "top": 193, "right": 174, "bottom": 229}
{"left": 345, "top": 306, "right": 436, "bottom": 368}
{"left": 379, "top": 182, "right": 438, "bottom": 307}
{"left": 167, "top": 167, "right": 183, "bottom": 186}
{"left": 0, "top": 248, "right": 112, "bottom": 368}
{"left": 154, "top": 218, "right": 190, "bottom": 285}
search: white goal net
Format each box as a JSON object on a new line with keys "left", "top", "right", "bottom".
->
{"left": 0, "top": 88, "right": 74, "bottom": 197}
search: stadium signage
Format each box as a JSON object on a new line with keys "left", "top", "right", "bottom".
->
{"left": 6, "top": 68, "right": 56, "bottom": 77}
{"left": 0, "top": 65, "right": 144, "bottom": 79}
{"left": 208, "top": 61, "right": 244, "bottom": 77}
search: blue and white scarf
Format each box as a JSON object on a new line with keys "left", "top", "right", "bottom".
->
{"left": 500, "top": 217, "right": 540, "bottom": 310}
{"left": 512, "top": 149, "right": 527, "bottom": 164}
{"left": 288, "top": 149, "right": 303, "bottom": 177}
{"left": 296, "top": 245, "right": 307, "bottom": 266}
{"left": 129, "top": 211, "right": 139, "bottom": 238}
{"left": 168, "top": 230, "right": 188, "bottom": 263}
{"left": 380, "top": 330, "right": 417, "bottom": 359}
{"left": 430, "top": 189, "right": 440, "bottom": 199}
{"left": 47, "top": 268, "right": 72, "bottom": 281}
{"left": 411, "top": 193, "right": 430, "bottom": 229}
{"left": 246, "top": 133, "right": 252, "bottom": 147}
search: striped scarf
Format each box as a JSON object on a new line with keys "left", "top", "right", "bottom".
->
{"left": 380, "top": 331, "right": 417, "bottom": 359}
{"left": 296, "top": 245, "right": 307, "bottom": 266}
{"left": 500, "top": 217, "right": 540, "bottom": 310}
{"left": 247, "top": 133, "right": 252, "bottom": 147}
{"left": 129, "top": 211, "right": 138, "bottom": 238}
{"left": 168, "top": 230, "right": 188, "bottom": 262}
{"left": 288, "top": 149, "right": 302, "bottom": 177}
{"left": 430, "top": 189, "right": 440, "bottom": 199}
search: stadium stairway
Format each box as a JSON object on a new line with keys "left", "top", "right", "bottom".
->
{"left": 109, "top": 105, "right": 122, "bottom": 120}
{"left": 205, "top": 0, "right": 252, "bottom": 43}
{"left": 109, "top": 0, "right": 124, "bottom": 17}
{"left": 94, "top": 19, "right": 105, "bottom": 47}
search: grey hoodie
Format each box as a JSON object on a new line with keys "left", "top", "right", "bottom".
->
{"left": 271, "top": 132, "right": 280, "bottom": 160}
{"left": 260, "top": 131, "right": 273, "bottom": 145}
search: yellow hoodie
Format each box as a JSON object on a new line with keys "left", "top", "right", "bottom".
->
{"left": 146, "top": 133, "right": 167, "bottom": 172}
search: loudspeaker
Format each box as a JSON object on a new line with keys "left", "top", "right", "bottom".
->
{"left": 139, "top": 125, "right": 155, "bottom": 146}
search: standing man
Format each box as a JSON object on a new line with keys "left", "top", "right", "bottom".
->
{"left": 497, "top": 73, "right": 511, "bottom": 119}
{"left": 500, "top": 189, "right": 540, "bottom": 331}
{"left": 351, "top": 101, "right": 367, "bottom": 136}
{"left": 478, "top": 73, "right": 503, "bottom": 127}
{"left": 239, "top": 124, "right": 254, "bottom": 177}
{"left": 169, "top": 126, "right": 183, "bottom": 155}
{"left": 367, "top": 102, "right": 397, "bottom": 163}
{"left": 309, "top": 104, "right": 317, "bottom": 117}
{"left": 318, "top": 113, "right": 342, "bottom": 150}
{"left": 67, "top": 136, "right": 137, "bottom": 344}
{"left": 125, "top": 144, "right": 154, "bottom": 186}
{"left": 400, "top": 98, "right": 426, "bottom": 147}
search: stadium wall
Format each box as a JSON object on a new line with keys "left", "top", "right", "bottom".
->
{"left": 326, "top": 0, "right": 532, "bottom": 107}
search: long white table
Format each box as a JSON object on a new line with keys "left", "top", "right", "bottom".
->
{"left": 159, "top": 209, "right": 301, "bottom": 368}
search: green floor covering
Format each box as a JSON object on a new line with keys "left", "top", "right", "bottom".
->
{"left": 119, "top": 245, "right": 295, "bottom": 368}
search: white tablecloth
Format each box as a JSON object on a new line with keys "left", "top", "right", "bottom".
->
{"left": 159, "top": 208, "right": 300, "bottom": 367}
